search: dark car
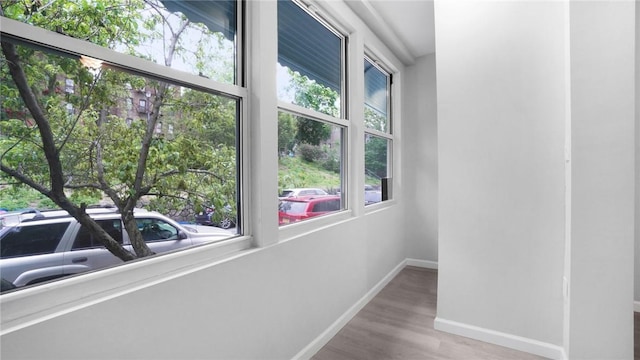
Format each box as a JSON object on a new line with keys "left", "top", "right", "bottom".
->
{"left": 278, "top": 195, "right": 341, "bottom": 225}
{"left": 194, "top": 205, "right": 236, "bottom": 229}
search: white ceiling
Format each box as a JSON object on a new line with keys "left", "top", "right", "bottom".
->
{"left": 344, "top": 0, "right": 435, "bottom": 65}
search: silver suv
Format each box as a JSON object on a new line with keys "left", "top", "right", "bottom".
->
{"left": 0, "top": 207, "right": 233, "bottom": 289}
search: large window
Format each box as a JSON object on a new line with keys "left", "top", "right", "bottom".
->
{"left": 364, "top": 57, "right": 392, "bottom": 205}
{"left": 277, "top": 0, "right": 346, "bottom": 225}
{"left": 0, "top": 0, "right": 242, "bottom": 290}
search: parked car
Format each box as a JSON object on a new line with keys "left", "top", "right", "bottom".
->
{"left": 278, "top": 195, "right": 341, "bottom": 225}
{"left": 194, "top": 204, "right": 236, "bottom": 229}
{"left": 278, "top": 188, "right": 328, "bottom": 200}
{"left": 364, "top": 184, "right": 382, "bottom": 205}
{"left": 0, "top": 278, "right": 16, "bottom": 293}
{"left": 0, "top": 207, "right": 233, "bottom": 288}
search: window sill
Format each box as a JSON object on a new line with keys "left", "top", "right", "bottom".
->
{"left": 364, "top": 199, "right": 396, "bottom": 213}
{"left": 278, "top": 209, "right": 354, "bottom": 242}
{"left": 0, "top": 235, "right": 255, "bottom": 335}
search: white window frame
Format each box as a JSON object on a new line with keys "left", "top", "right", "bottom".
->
{"left": 363, "top": 52, "right": 394, "bottom": 207}
{"left": 0, "top": 2, "right": 253, "bottom": 321}
{"left": 276, "top": 0, "right": 351, "bottom": 230}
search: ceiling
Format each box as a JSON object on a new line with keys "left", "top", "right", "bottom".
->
{"left": 344, "top": 0, "right": 435, "bottom": 65}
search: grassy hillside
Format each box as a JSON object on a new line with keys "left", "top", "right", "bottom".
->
{"left": 278, "top": 156, "right": 341, "bottom": 193}
{"left": 278, "top": 156, "right": 380, "bottom": 194}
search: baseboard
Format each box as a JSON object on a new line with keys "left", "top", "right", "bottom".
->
{"left": 292, "top": 259, "right": 408, "bottom": 360}
{"left": 434, "top": 317, "right": 567, "bottom": 360}
{"left": 406, "top": 258, "right": 438, "bottom": 269}
{"left": 634, "top": 301, "right": 640, "bottom": 313}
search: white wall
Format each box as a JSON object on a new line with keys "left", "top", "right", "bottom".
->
{"left": 434, "top": 0, "right": 567, "bottom": 351}
{"left": 567, "top": 2, "right": 636, "bottom": 358}
{"left": 634, "top": 0, "right": 640, "bottom": 307}
{"left": 404, "top": 54, "right": 438, "bottom": 263}
{"left": 0, "top": 209, "right": 405, "bottom": 359}
{"left": 434, "top": 1, "right": 636, "bottom": 358}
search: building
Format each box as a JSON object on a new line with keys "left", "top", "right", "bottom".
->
{"left": 0, "top": 1, "right": 637, "bottom": 359}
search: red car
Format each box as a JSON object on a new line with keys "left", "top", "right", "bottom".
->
{"left": 278, "top": 195, "right": 342, "bottom": 225}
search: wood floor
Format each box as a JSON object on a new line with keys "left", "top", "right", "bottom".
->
{"left": 312, "top": 266, "right": 548, "bottom": 360}
{"left": 635, "top": 312, "right": 640, "bottom": 360}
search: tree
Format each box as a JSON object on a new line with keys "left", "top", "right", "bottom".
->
{"left": 1, "top": 0, "right": 237, "bottom": 262}
{"left": 278, "top": 112, "right": 297, "bottom": 155}
{"left": 286, "top": 70, "right": 336, "bottom": 146}
{"left": 364, "top": 136, "right": 388, "bottom": 179}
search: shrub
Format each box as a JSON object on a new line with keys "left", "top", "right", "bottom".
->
{"left": 298, "top": 143, "right": 325, "bottom": 163}
{"left": 321, "top": 147, "right": 340, "bottom": 173}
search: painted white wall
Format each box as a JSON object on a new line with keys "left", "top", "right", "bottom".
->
{"left": 404, "top": 54, "right": 438, "bottom": 262}
{"left": 634, "top": 0, "right": 640, "bottom": 307}
{"left": 434, "top": 0, "right": 567, "bottom": 349}
{"left": 0, "top": 209, "right": 405, "bottom": 359}
{"left": 434, "top": 1, "right": 636, "bottom": 358}
{"left": 567, "top": 1, "right": 636, "bottom": 358}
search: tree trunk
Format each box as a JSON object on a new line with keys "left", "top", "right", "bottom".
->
{"left": 123, "top": 212, "right": 155, "bottom": 258}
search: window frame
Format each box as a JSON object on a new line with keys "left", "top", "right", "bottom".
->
{"left": 276, "top": 0, "right": 350, "bottom": 228}
{"left": 0, "top": 0, "right": 247, "bottom": 272}
{"left": 363, "top": 52, "right": 394, "bottom": 206}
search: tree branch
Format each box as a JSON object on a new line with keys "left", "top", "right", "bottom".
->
{"left": 0, "top": 164, "right": 51, "bottom": 196}
{"left": 157, "top": 168, "right": 225, "bottom": 182}
{"left": 57, "top": 69, "right": 103, "bottom": 153}
{"left": 1, "top": 40, "right": 66, "bottom": 199}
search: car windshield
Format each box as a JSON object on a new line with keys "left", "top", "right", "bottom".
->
{"left": 280, "top": 190, "right": 293, "bottom": 197}
{"left": 279, "top": 201, "right": 309, "bottom": 214}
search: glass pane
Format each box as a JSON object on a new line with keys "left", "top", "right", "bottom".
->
{"left": 137, "top": 219, "right": 178, "bottom": 242}
{"left": 73, "top": 220, "right": 124, "bottom": 249}
{"left": 2, "top": 0, "right": 238, "bottom": 84}
{"left": 0, "top": 42, "right": 238, "bottom": 289}
{"left": 0, "top": 223, "right": 70, "bottom": 258}
{"left": 278, "top": 111, "right": 343, "bottom": 225}
{"left": 364, "top": 135, "right": 389, "bottom": 205}
{"left": 278, "top": 0, "right": 342, "bottom": 117}
{"left": 364, "top": 59, "right": 390, "bottom": 132}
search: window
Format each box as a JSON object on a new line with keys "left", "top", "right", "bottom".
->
{"left": 65, "top": 78, "right": 75, "bottom": 94}
{"left": 0, "top": 223, "right": 70, "bottom": 259}
{"left": 277, "top": 0, "right": 346, "bottom": 226}
{"left": 0, "top": 0, "right": 243, "bottom": 290}
{"left": 73, "top": 220, "right": 124, "bottom": 250}
{"left": 137, "top": 219, "right": 178, "bottom": 242}
{"left": 364, "top": 57, "right": 392, "bottom": 205}
{"left": 139, "top": 99, "right": 148, "bottom": 112}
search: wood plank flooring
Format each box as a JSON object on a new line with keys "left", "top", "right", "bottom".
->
{"left": 312, "top": 266, "right": 548, "bottom": 360}
{"left": 635, "top": 312, "right": 640, "bottom": 360}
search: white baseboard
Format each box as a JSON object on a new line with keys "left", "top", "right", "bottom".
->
{"left": 434, "top": 317, "right": 567, "bottom": 360}
{"left": 295, "top": 258, "right": 565, "bottom": 360}
{"left": 292, "top": 259, "right": 408, "bottom": 360}
{"left": 406, "top": 258, "right": 438, "bottom": 269}
{"left": 634, "top": 301, "right": 640, "bottom": 313}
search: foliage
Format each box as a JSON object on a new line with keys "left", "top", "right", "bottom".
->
{"left": 0, "top": 186, "right": 57, "bottom": 210}
{"left": 364, "top": 107, "right": 388, "bottom": 133}
{"left": 278, "top": 156, "right": 340, "bottom": 192}
{"left": 295, "top": 142, "right": 341, "bottom": 174}
{"left": 320, "top": 145, "right": 340, "bottom": 173}
{"left": 0, "top": 0, "right": 238, "bottom": 261}
{"left": 297, "top": 143, "right": 324, "bottom": 163}
{"left": 365, "top": 135, "right": 388, "bottom": 179}
{"left": 284, "top": 70, "right": 337, "bottom": 145}
{"left": 278, "top": 112, "right": 297, "bottom": 153}
{"left": 295, "top": 118, "right": 331, "bottom": 146}
{"left": 287, "top": 70, "right": 340, "bottom": 118}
